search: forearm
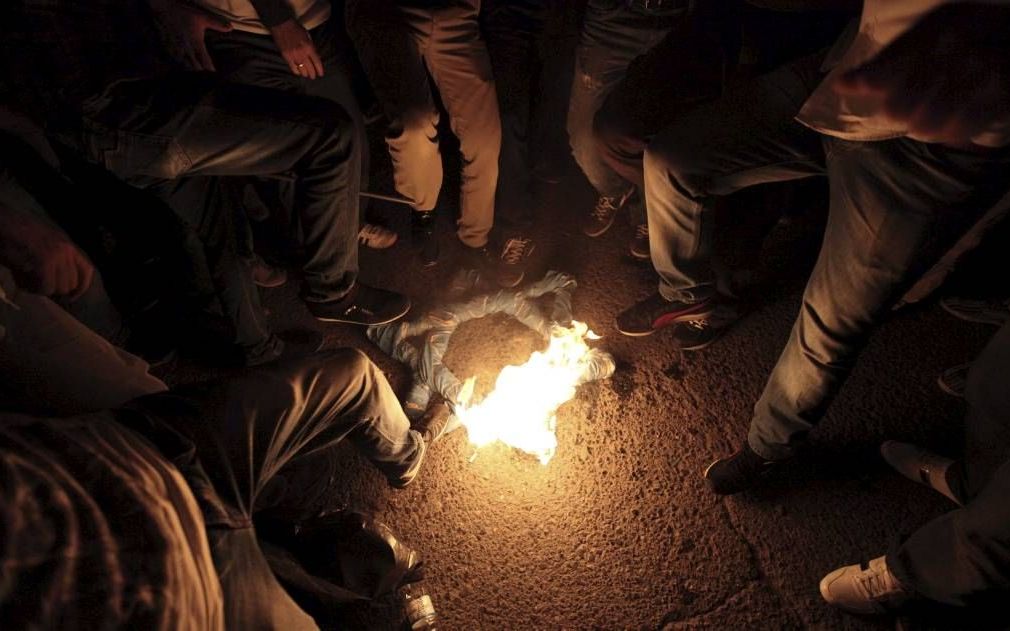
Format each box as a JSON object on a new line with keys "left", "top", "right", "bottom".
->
{"left": 250, "top": 0, "right": 295, "bottom": 27}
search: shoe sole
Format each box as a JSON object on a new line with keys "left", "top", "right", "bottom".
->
{"left": 678, "top": 326, "right": 728, "bottom": 352}
{"left": 629, "top": 248, "right": 650, "bottom": 261}
{"left": 312, "top": 300, "right": 411, "bottom": 326}
{"left": 616, "top": 304, "right": 714, "bottom": 337}
{"left": 360, "top": 236, "right": 398, "bottom": 250}
{"left": 583, "top": 216, "right": 617, "bottom": 238}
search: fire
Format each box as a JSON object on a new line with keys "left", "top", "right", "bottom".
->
{"left": 454, "top": 321, "right": 602, "bottom": 465}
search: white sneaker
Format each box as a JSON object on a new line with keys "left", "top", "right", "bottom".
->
{"left": 358, "top": 223, "right": 398, "bottom": 249}
{"left": 820, "top": 556, "right": 909, "bottom": 615}
{"left": 880, "top": 440, "right": 962, "bottom": 506}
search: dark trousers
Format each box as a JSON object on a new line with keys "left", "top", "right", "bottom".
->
{"left": 481, "top": 0, "right": 546, "bottom": 237}
{"left": 592, "top": 15, "right": 729, "bottom": 197}
{"left": 643, "top": 53, "right": 1010, "bottom": 459}
{"left": 121, "top": 349, "right": 425, "bottom": 629}
{"left": 76, "top": 73, "right": 361, "bottom": 307}
{"left": 889, "top": 322, "right": 1010, "bottom": 609}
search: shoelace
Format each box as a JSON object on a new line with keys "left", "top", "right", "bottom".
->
{"left": 634, "top": 224, "right": 649, "bottom": 239}
{"left": 590, "top": 196, "right": 620, "bottom": 221}
{"left": 500, "top": 237, "right": 532, "bottom": 264}
{"left": 856, "top": 564, "right": 901, "bottom": 601}
{"left": 684, "top": 318, "right": 710, "bottom": 331}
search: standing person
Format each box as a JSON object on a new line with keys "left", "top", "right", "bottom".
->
{"left": 568, "top": 0, "right": 685, "bottom": 240}
{"left": 609, "top": 0, "right": 1010, "bottom": 491}
{"left": 345, "top": 0, "right": 501, "bottom": 275}
{"left": 480, "top": 0, "right": 546, "bottom": 287}
{"left": 194, "top": 0, "right": 400, "bottom": 251}
{"left": 0, "top": 0, "right": 411, "bottom": 331}
{"left": 820, "top": 320, "right": 1010, "bottom": 621}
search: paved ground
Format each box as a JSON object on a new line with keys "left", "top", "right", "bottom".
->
{"left": 157, "top": 164, "right": 999, "bottom": 629}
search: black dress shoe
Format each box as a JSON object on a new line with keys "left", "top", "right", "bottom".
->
{"left": 411, "top": 210, "right": 440, "bottom": 267}
{"left": 704, "top": 444, "right": 778, "bottom": 495}
{"left": 306, "top": 283, "right": 410, "bottom": 326}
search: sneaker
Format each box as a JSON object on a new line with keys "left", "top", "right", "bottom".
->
{"left": 630, "top": 223, "right": 650, "bottom": 260}
{"left": 880, "top": 440, "right": 963, "bottom": 505}
{"left": 251, "top": 255, "right": 288, "bottom": 288}
{"left": 616, "top": 293, "right": 714, "bottom": 337}
{"left": 672, "top": 301, "right": 740, "bottom": 351}
{"left": 413, "top": 401, "right": 461, "bottom": 445}
{"left": 411, "top": 210, "right": 439, "bottom": 267}
{"left": 703, "top": 444, "right": 777, "bottom": 495}
{"left": 497, "top": 236, "right": 535, "bottom": 288}
{"left": 305, "top": 283, "right": 410, "bottom": 326}
{"left": 820, "top": 556, "right": 909, "bottom": 615}
{"left": 940, "top": 296, "right": 1010, "bottom": 326}
{"left": 242, "top": 329, "right": 326, "bottom": 367}
{"left": 937, "top": 361, "right": 970, "bottom": 398}
{"left": 358, "top": 222, "right": 398, "bottom": 249}
{"left": 583, "top": 188, "right": 634, "bottom": 237}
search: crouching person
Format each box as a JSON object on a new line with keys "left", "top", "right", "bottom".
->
{"left": 0, "top": 349, "right": 455, "bottom": 629}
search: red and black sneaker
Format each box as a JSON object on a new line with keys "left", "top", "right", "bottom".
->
{"left": 615, "top": 293, "right": 714, "bottom": 337}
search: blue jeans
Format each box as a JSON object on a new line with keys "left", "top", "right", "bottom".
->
{"left": 76, "top": 73, "right": 361, "bottom": 306}
{"left": 567, "top": 0, "right": 678, "bottom": 200}
{"left": 644, "top": 54, "right": 1010, "bottom": 459}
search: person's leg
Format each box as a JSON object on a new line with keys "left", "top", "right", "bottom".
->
{"left": 150, "top": 176, "right": 276, "bottom": 359}
{"left": 593, "top": 17, "right": 728, "bottom": 198}
{"left": 567, "top": 0, "right": 677, "bottom": 198}
{"left": 887, "top": 321, "right": 1010, "bottom": 607}
{"left": 345, "top": 0, "right": 442, "bottom": 215}
{"left": 0, "top": 267, "right": 166, "bottom": 416}
{"left": 481, "top": 0, "right": 543, "bottom": 239}
{"left": 122, "top": 348, "right": 425, "bottom": 528}
{"left": 79, "top": 74, "right": 360, "bottom": 305}
{"left": 747, "top": 142, "right": 1010, "bottom": 461}
{"left": 426, "top": 1, "right": 500, "bottom": 249}
{"left": 615, "top": 55, "right": 826, "bottom": 337}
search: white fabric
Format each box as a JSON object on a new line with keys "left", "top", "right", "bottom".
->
{"left": 797, "top": 0, "right": 1010, "bottom": 147}
{"left": 197, "top": 0, "right": 331, "bottom": 35}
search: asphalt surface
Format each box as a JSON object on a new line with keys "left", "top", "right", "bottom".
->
{"left": 157, "top": 164, "right": 998, "bottom": 630}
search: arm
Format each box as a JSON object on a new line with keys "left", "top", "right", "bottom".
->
{"left": 0, "top": 201, "right": 94, "bottom": 301}
{"left": 148, "top": 0, "right": 233, "bottom": 71}
{"left": 834, "top": 2, "right": 1010, "bottom": 145}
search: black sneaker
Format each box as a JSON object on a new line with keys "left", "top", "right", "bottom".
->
{"left": 672, "top": 302, "right": 739, "bottom": 351}
{"left": 583, "top": 188, "right": 634, "bottom": 237}
{"left": 616, "top": 293, "right": 714, "bottom": 337}
{"left": 704, "top": 444, "right": 778, "bottom": 495}
{"left": 629, "top": 223, "right": 650, "bottom": 260}
{"left": 411, "top": 210, "right": 439, "bottom": 267}
{"left": 306, "top": 283, "right": 410, "bottom": 326}
{"left": 497, "top": 236, "right": 535, "bottom": 288}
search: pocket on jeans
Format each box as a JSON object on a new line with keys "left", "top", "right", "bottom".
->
{"left": 86, "top": 125, "right": 191, "bottom": 180}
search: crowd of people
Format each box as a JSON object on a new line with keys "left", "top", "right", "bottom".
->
{"left": 0, "top": 0, "right": 1008, "bottom": 627}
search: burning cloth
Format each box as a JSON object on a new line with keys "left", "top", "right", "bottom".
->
{"left": 368, "top": 271, "right": 615, "bottom": 463}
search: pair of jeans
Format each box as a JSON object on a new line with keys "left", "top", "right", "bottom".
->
{"left": 207, "top": 18, "right": 371, "bottom": 259}
{"left": 76, "top": 73, "right": 361, "bottom": 306}
{"left": 567, "top": 0, "right": 679, "bottom": 202}
{"left": 644, "top": 54, "right": 1010, "bottom": 459}
{"left": 120, "top": 349, "right": 425, "bottom": 629}
{"left": 888, "top": 321, "right": 1010, "bottom": 610}
{"left": 346, "top": 0, "right": 499, "bottom": 248}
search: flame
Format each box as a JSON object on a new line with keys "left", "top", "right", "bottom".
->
{"left": 454, "top": 321, "right": 598, "bottom": 465}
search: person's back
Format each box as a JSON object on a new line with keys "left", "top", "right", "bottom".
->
{"left": 0, "top": 411, "right": 223, "bottom": 629}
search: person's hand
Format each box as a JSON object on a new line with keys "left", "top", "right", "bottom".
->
{"left": 269, "top": 18, "right": 324, "bottom": 79}
{"left": 149, "top": 0, "right": 233, "bottom": 71}
{"left": 834, "top": 3, "right": 1010, "bottom": 145}
{"left": 0, "top": 213, "right": 94, "bottom": 301}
